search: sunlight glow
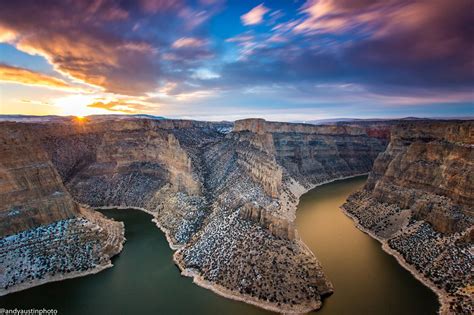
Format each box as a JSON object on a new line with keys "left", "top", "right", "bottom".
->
{"left": 53, "top": 94, "right": 117, "bottom": 116}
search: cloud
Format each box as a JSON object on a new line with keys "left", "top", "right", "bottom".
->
{"left": 241, "top": 4, "right": 269, "bottom": 25}
{"left": 139, "top": 0, "right": 183, "bottom": 13}
{"left": 0, "top": 63, "right": 74, "bottom": 90}
{"left": 87, "top": 100, "right": 153, "bottom": 113}
{"left": 0, "top": 1, "right": 161, "bottom": 95}
{"left": 219, "top": 0, "right": 474, "bottom": 96}
{"left": 1, "top": 0, "right": 472, "bottom": 119}
{"left": 172, "top": 37, "right": 207, "bottom": 49}
{"left": 191, "top": 68, "right": 220, "bottom": 80}
{"left": 0, "top": 0, "right": 221, "bottom": 97}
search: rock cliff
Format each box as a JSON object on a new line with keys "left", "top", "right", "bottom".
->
{"left": 0, "top": 123, "right": 79, "bottom": 237}
{"left": 343, "top": 121, "right": 473, "bottom": 314}
{"left": 0, "top": 122, "right": 124, "bottom": 295}
{"left": 0, "top": 117, "right": 387, "bottom": 312}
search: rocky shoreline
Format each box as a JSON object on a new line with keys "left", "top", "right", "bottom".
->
{"left": 340, "top": 206, "right": 447, "bottom": 314}
{"left": 0, "top": 209, "right": 125, "bottom": 297}
{"left": 341, "top": 121, "right": 473, "bottom": 315}
{"left": 90, "top": 204, "right": 331, "bottom": 313}
{"left": 175, "top": 257, "right": 324, "bottom": 314}
{"left": 0, "top": 261, "right": 115, "bottom": 297}
{"left": 88, "top": 176, "right": 370, "bottom": 314}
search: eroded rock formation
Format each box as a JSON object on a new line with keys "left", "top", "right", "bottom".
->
{"left": 0, "top": 123, "right": 79, "bottom": 237}
{"left": 343, "top": 121, "right": 473, "bottom": 314}
{"left": 0, "top": 122, "right": 124, "bottom": 295}
{"left": 0, "top": 117, "right": 388, "bottom": 312}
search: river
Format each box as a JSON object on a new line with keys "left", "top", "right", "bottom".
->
{"left": 0, "top": 176, "right": 438, "bottom": 314}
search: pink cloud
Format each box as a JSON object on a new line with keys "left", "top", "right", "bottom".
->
{"left": 241, "top": 4, "right": 269, "bottom": 26}
{"left": 172, "top": 37, "right": 207, "bottom": 49}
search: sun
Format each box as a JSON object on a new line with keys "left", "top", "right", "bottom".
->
{"left": 74, "top": 115, "right": 87, "bottom": 123}
{"left": 53, "top": 94, "right": 110, "bottom": 116}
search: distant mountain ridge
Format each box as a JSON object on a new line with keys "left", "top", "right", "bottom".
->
{"left": 1, "top": 115, "right": 472, "bottom": 124}
{"left": 0, "top": 114, "right": 167, "bottom": 122}
{"left": 294, "top": 116, "right": 474, "bottom": 125}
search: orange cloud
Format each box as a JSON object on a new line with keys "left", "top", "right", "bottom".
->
{"left": 0, "top": 63, "right": 73, "bottom": 90}
{"left": 87, "top": 100, "right": 152, "bottom": 113}
{"left": 0, "top": 2, "right": 159, "bottom": 96}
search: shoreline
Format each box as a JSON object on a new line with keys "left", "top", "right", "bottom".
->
{"left": 173, "top": 252, "right": 323, "bottom": 314}
{"left": 297, "top": 172, "right": 369, "bottom": 198}
{"left": 89, "top": 205, "right": 184, "bottom": 250}
{"left": 5, "top": 172, "right": 432, "bottom": 314}
{"left": 86, "top": 174, "right": 371, "bottom": 314}
{"left": 168, "top": 173, "right": 371, "bottom": 314}
{"left": 340, "top": 206, "right": 447, "bottom": 314}
{"left": 0, "top": 262, "right": 115, "bottom": 297}
{"left": 1, "top": 214, "right": 126, "bottom": 297}
{"left": 93, "top": 204, "right": 325, "bottom": 313}
{"left": 92, "top": 205, "right": 326, "bottom": 313}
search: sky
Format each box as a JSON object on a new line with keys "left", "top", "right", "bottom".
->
{"left": 0, "top": 0, "right": 473, "bottom": 121}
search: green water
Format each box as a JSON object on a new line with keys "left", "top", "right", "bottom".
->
{"left": 1, "top": 176, "right": 438, "bottom": 314}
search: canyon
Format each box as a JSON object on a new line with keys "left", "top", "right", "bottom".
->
{"left": 343, "top": 121, "right": 473, "bottom": 314}
{"left": 0, "top": 117, "right": 471, "bottom": 314}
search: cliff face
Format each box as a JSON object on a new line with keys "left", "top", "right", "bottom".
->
{"left": 365, "top": 121, "right": 473, "bottom": 233}
{"left": 0, "top": 117, "right": 387, "bottom": 312}
{"left": 32, "top": 119, "right": 227, "bottom": 246}
{"left": 0, "top": 122, "right": 124, "bottom": 295}
{"left": 0, "top": 123, "right": 79, "bottom": 237}
{"left": 234, "top": 119, "right": 387, "bottom": 188}
{"left": 343, "top": 121, "right": 473, "bottom": 314}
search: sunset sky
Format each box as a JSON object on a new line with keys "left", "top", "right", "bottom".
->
{"left": 0, "top": 0, "right": 472, "bottom": 121}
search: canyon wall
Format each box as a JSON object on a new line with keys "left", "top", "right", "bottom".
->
{"left": 367, "top": 121, "right": 472, "bottom": 233}
{"left": 0, "top": 121, "right": 124, "bottom": 295}
{"left": 0, "top": 123, "right": 79, "bottom": 237}
{"left": 343, "top": 121, "right": 473, "bottom": 314}
{"left": 174, "top": 118, "right": 386, "bottom": 312}
{"left": 234, "top": 119, "right": 387, "bottom": 188}
{"left": 0, "top": 117, "right": 387, "bottom": 312}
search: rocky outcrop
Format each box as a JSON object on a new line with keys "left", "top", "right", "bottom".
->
{"left": 365, "top": 121, "right": 473, "bottom": 233}
{"left": 234, "top": 118, "right": 367, "bottom": 135}
{"left": 172, "top": 119, "right": 386, "bottom": 312}
{"left": 0, "top": 206, "right": 124, "bottom": 295}
{"left": 234, "top": 119, "right": 387, "bottom": 189}
{"left": 239, "top": 203, "right": 296, "bottom": 240}
{"left": 0, "top": 122, "right": 125, "bottom": 295}
{"left": 0, "top": 123, "right": 79, "bottom": 237}
{"left": 0, "top": 117, "right": 387, "bottom": 313}
{"left": 343, "top": 121, "right": 473, "bottom": 314}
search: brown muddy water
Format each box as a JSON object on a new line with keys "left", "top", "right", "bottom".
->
{"left": 295, "top": 176, "right": 438, "bottom": 315}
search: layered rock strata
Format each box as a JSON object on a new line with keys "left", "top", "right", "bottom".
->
{"left": 0, "top": 123, "right": 79, "bottom": 236}
{"left": 0, "top": 117, "right": 387, "bottom": 312}
{"left": 342, "top": 121, "right": 473, "bottom": 314}
{"left": 0, "top": 122, "right": 124, "bottom": 295}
